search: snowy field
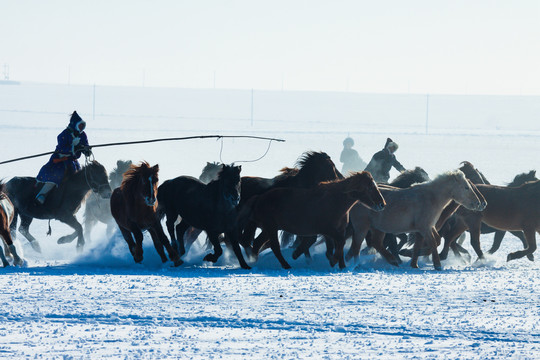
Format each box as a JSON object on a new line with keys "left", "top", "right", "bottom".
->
{"left": 0, "top": 84, "right": 539, "bottom": 359}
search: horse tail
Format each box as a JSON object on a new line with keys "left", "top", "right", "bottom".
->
{"left": 46, "top": 219, "right": 52, "bottom": 236}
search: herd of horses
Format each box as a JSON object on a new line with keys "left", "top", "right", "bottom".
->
{"left": 0, "top": 151, "right": 538, "bottom": 271}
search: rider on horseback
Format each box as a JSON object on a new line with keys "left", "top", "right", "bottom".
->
{"left": 35, "top": 111, "right": 92, "bottom": 205}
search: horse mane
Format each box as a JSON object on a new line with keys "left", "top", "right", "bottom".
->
{"left": 507, "top": 170, "right": 537, "bottom": 187}
{"left": 0, "top": 180, "right": 5, "bottom": 200}
{"left": 318, "top": 171, "right": 371, "bottom": 191}
{"left": 110, "top": 160, "right": 132, "bottom": 183}
{"left": 120, "top": 161, "right": 158, "bottom": 195}
{"left": 390, "top": 167, "right": 429, "bottom": 188}
{"left": 295, "top": 151, "right": 331, "bottom": 170}
{"left": 422, "top": 170, "right": 466, "bottom": 188}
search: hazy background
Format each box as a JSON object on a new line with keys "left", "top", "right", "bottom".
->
{"left": 2, "top": 0, "right": 540, "bottom": 94}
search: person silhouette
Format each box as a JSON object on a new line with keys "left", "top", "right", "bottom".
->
{"left": 340, "top": 137, "right": 366, "bottom": 176}
{"left": 364, "top": 137, "right": 405, "bottom": 183}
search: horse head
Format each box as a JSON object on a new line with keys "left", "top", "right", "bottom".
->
{"left": 109, "top": 160, "right": 133, "bottom": 189}
{"left": 296, "top": 151, "right": 343, "bottom": 187}
{"left": 121, "top": 161, "right": 159, "bottom": 207}
{"left": 345, "top": 171, "right": 386, "bottom": 212}
{"left": 390, "top": 166, "right": 430, "bottom": 188}
{"left": 84, "top": 161, "right": 113, "bottom": 199}
{"left": 459, "top": 161, "right": 488, "bottom": 184}
{"left": 450, "top": 170, "right": 485, "bottom": 211}
{"left": 508, "top": 170, "right": 538, "bottom": 187}
{"left": 199, "top": 162, "right": 223, "bottom": 184}
{"left": 217, "top": 164, "right": 242, "bottom": 208}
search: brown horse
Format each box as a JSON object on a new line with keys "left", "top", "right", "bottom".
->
{"left": 110, "top": 162, "right": 181, "bottom": 266}
{"left": 240, "top": 171, "right": 385, "bottom": 269}
{"left": 0, "top": 184, "right": 24, "bottom": 267}
{"left": 438, "top": 180, "right": 540, "bottom": 262}
{"left": 347, "top": 170, "right": 485, "bottom": 270}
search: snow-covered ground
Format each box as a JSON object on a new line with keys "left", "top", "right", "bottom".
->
{"left": 0, "top": 84, "right": 538, "bottom": 359}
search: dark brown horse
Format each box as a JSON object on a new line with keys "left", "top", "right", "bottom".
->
{"left": 438, "top": 179, "right": 540, "bottom": 262}
{"left": 437, "top": 169, "right": 537, "bottom": 262}
{"left": 347, "top": 170, "right": 485, "bottom": 270}
{"left": 239, "top": 151, "right": 343, "bottom": 253}
{"left": 0, "top": 184, "right": 24, "bottom": 267}
{"left": 240, "top": 171, "right": 385, "bottom": 269}
{"left": 110, "top": 162, "right": 181, "bottom": 266}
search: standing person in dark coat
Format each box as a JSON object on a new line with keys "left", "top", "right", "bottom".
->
{"left": 364, "top": 137, "right": 405, "bottom": 183}
{"left": 340, "top": 137, "right": 367, "bottom": 176}
{"left": 35, "top": 111, "right": 92, "bottom": 204}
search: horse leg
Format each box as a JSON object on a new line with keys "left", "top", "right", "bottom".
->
{"left": 147, "top": 227, "right": 168, "bottom": 263}
{"left": 324, "top": 236, "right": 335, "bottom": 265}
{"left": 0, "top": 228, "right": 23, "bottom": 267}
{"left": 410, "top": 234, "right": 424, "bottom": 269}
{"left": 184, "top": 227, "right": 203, "bottom": 254}
{"left": 175, "top": 221, "right": 189, "bottom": 256}
{"left": 330, "top": 234, "right": 347, "bottom": 269}
{"left": 59, "top": 215, "right": 85, "bottom": 252}
{"left": 428, "top": 228, "right": 442, "bottom": 271}
{"left": 396, "top": 233, "right": 408, "bottom": 252}
{"left": 0, "top": 244, "right": 8, "bottom": 267}
{"left": 57, "top": 231, "right": 78, "bottom": 244}
{"left": 345, "top": 228, "right": 368, "bottom": 262}
{"left": 152, "top": 221, "right": 182, "bottom": 266}
{"left": 118, "top": 227, "right": 140, "bottom": 263}
{"left": 83, "top": 214, "right": 98, "bottom": 243}
{"left": 264, "top": 229, "right": 290, "bottom": 269}
{"left": 384, "top": 234, "right": 402, "bottom": 264}
{"left": 500, "top": 231, "right": 533, "bottom": 261}
{"left": 240, "top": 221, "right": 257, "bottom": 249}
{"left": 370, "top": 229, "right": 399, "bottom": 266}
{"left": 130, "top": 226, "right": 145, "bottom": 263}
{"left": 225, "top": 227, "right": 251, "bottom": 270}
{"left": 468, "top": 225, "right": 484, "bottom": 260}
{"left": 165, "top": 213, "right": 179, "bottom": 253}
{"left": 17, "top": 214, "right": 41, "bottom": 253}
{"left": 204, "top": 231, "right": 223, "bottom": 263}
{"left": 440, "top": 220, "right": 468, "bottom": 260}
{"left": 280, "top": 231, "right": 295, "bottom": 248}
{"left": 292, "top": 235, "right": 316, "bottom": 260}
{"left": 507, "top": 227, "right": 536, "bottom": 261}
{"left": 252, "top": 231, "right": 270, "bottom": 255}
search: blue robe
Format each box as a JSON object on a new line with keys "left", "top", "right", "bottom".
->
{"left": 37, "top": 128, "right": 89, "bottom": 185}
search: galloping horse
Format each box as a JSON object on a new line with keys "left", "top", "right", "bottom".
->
{"left": 0, "top": 183, "right": 24, "bottom": 267}
{"left": 110, "top": 162, "right": 182, "bottom": 266}
{"left": 347, "top": 170, "right": 485, "bottom": 270}
{"left": 6, "top": 161, "right": 112, "bottom": 252}
{"left": 242, "top": 171, "right": 385, "bottom": 269}
{"left": 239, "top": 151, "right": 343, "bottom": 252}
{"left": 57, "top": 160, "right": 133, "bottom": 245}
{"left": 437, "top": 169, "right": 538, "bottom": 262}
{"left": 438, "top": 179, "right": 540, "bottom": 262}
{"left": 157, "top": 164, "right": 250, "bottom": 269}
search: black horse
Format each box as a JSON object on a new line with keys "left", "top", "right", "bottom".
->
{"left": 157, "top": 164, "right": 250, "bottom": 269}
{"left": 56, "top": 160, "right": 133, "bottom": 245}
{"left": 6, "top": 161, "right": 112, "bottom": 252}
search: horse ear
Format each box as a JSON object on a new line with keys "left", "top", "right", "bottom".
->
{"left": 152, "top": 164, "right": 159, "bottom": 172}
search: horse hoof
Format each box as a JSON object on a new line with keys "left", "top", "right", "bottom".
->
{"left": 241, "top": 264, "right": 252, "bottom": 270}
{"left": 30, "top": 241, "right": 42, "bottom": 253}
{"left": 434, "top": 265, "right": 442, "bottom": 271}
{"left": 292, "top": 251, "right": 301, "bottom": 260}
{"left": 282, "top": 264, "right": 292, "bottom": 270}
{"left": 410, "top": 263, "right": 419, "bottom": 269}
{"left": 203, "top": 254, "right": 218, "bottom": 263}
{"left": 58, "top": 236, "right": 76, "bottom": 244}
{"left": 2, "top": 261, "right": 9, "bottom": 267}
{"left": 173, "top": 259, "right": 184, "bottom": 267}
{"left": 506, "top": 254, "right": 514, "bottom": 262}
{"left": 527, "top": 254, "right": 534, "bottom": 261}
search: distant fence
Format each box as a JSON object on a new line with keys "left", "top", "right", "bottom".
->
{"left": 1, "top": 83, "right": 540, "bottom": 135}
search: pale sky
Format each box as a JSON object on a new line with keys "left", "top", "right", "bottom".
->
{"left": 2, "top": 0, "right": 540, "bottom": 94}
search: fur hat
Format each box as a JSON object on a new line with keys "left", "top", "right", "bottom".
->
{"left": 385, "top": 137, "right": 398, "bottom": 151}
{"left": 68, "top": 111, "right": 86, "bottom": 133}
{"left": 343, "top": 137, "right": 354, "bottom": 147}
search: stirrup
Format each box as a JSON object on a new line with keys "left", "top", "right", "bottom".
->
{"left": 35, "top": 195, "right": 46, "bottom": 205}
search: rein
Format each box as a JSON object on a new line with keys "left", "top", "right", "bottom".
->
{"left": 0, "top": 135, "right": 285, "bottom": 165}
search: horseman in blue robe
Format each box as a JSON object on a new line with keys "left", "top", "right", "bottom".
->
{"left": 35, "top": 111, "right": 92, "bottom": 204}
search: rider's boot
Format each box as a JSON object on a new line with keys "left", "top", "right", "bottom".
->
{"left": 35, "top": 182, "right": 56, "bottom": 205}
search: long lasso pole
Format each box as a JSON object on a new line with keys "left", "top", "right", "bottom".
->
{"left": 0, "top": 134, "right": 285, "bottom": 165}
